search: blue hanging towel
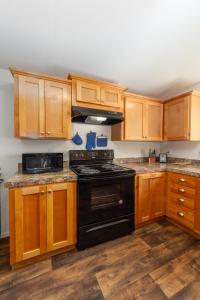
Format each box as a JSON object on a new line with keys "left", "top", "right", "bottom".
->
{"left": 97, "top": 134, "right": 108, "bottom": 147}
{"left": 86, "top": 131, "right": 96, "bottom": 150}
{"left": 72, "top": 132, "right": 83, "bottom": 145}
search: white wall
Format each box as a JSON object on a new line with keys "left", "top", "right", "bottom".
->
{"left": 161, "top": 141, "right": 200, "bottom": 159}
{"left": 0, "top": 69, "right": 161, "bottom": 237}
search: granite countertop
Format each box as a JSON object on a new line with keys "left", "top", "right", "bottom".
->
{"left": 4, "top": 167, "right": 77, "bottom": 189}
{"left": 119, "top": 162, "right": 200, "bottom": 177}
{"left": 5, "top": 161, "right": 200, "bottom": 189}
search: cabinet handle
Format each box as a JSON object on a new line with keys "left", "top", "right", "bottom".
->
{"left": 48, "top": 189, "right": 53, "bottom": 193}
{"left": 40, "top": 190, "right": 45, "bottom": 194}
{"left": 178, "top": 188, "right": 185, "bottom": 193}
{"left": 177, "top": 211, "right": 184, "bottom": 217}
{"left": 46, "top": 132, "right": 51, "bottom": 135}
{"left": 179, "top": 178, "right": 186, "bottom": 182}
{"left": 178, "top": 198, "right": 185, "bottom": 203}
{"left": 40, "top": 132, "right": 45, "bottom": 135}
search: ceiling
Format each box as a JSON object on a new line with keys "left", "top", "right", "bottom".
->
{"left": 1, "top": 0, "right": 200, "bottom": 99}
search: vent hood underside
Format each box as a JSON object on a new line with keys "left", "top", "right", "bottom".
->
{"left": 72, "top": 106, "right": 124, "bottom": 125}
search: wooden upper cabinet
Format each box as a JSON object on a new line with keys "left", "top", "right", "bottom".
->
{"left": 10, "top": 68, "right": 71, "bottom": 139}
{"left": 46, "top": 182, "right": 76, "bottom": 252}
{"left": 137, "top": 173, "right": 165, "bottom": 225}
{"left": 10, "top": 186, "right": 47, "bottom": 263}
{"left": 124, "top": 97, "right": 144, "bottom": 140}
{"left": 164, "top": 95, "right": 190, "bottom": 140}
{"left": 17, "top": 75, "right": 45, "bottom": 138}
{"left": 69, "top": 73, "right": 125, "bottom": 112}
{"left": 146, "top": 101, "right": 163, "bottom": 141}
{"left": 112, "top": 93, "right": 163, "bottom": 141}
{"left": 45, "top": 81, "right": 71, "bottom": 139}
{"left": 76, "top": 80, "right": 101, "bottom": 104}
{"left": 164, "top": 91, "right": 200, "bottom": 141}
{"left": 100, "top": 87, "right": 121, "bottom": 108}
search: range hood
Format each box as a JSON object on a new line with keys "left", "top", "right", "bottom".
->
{"left": 72, "top": 106, "right": 124, "bottom": 125}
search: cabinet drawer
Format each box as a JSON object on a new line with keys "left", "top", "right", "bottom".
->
{"left": 169, "top": 192, "right": 195, "bottom": 210}
{"left": 169, "top": 183, "right": 196, "bottom": 199}
{"left": 169, "top": 172, "right": 196, "bottom": 189}
{"left": 168, "top": 202, "right": 194, "bottom": 229}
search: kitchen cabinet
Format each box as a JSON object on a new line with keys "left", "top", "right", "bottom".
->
{"left": 166, "top": 172, "right": 196, "bottom": 231}
{"left": 46, "top": 183, "right": 76, "bottom": 251}
{"left": 112, "top": 93, "right": 163, "bottom": 141}
{"left": 10, "top": 68, "right": 71, "bottom": 139}
{"left": 9, "top": 182, "right": 76, "bottom": 265}
{"left": 164, "top": 91, "right": 200, "bottom": 141}
{"left": 69, "top": 73, "right": 125, "bottom": 112}
{"left": 136, "top": 172, "right": 166, "bottom": 225}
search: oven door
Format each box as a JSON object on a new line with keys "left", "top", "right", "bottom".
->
{"left": 78, "top": 173, "right": 134, "bottom": 227}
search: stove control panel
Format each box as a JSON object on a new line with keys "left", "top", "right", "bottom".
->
{"left": 69, "top": 150, "right": 114, "bottom": 162}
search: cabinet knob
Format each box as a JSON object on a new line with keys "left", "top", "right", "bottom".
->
{"left": 46, "top": 132, "right": 51, "bottom": 135}
{"left": 178, "top": 198, "right": 185, "bottom": 203}
{"left": 177, "top": 211, "right": 184, "bottom": 217}
{"left": 178, "top": 188, "right": 185, "bottom": 193}
{"left": 40, "top": 132, "right": 45, "bottom": 135}
{"left": 179, "top": 178, "right": 186, "bottom": 182}
{"left": 40, "top": 190, "right": 45, "bottom": 194}
{"left": 48, "top": 189, "right": 53, "bottom": 193}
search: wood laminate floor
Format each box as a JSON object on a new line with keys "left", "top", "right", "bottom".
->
{"left": 1, "top": 220, "right": 200, "bottom": 299}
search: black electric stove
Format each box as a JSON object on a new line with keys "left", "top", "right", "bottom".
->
{"left": 71, "top": 163, "right": 134, "bottom": 178}
{"left": 69, "top": 150, "right": 135, "bottom": 250}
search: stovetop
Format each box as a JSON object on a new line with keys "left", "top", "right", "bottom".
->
{"left": 70, "top": 163, "right": 135, "bottom": 177}
{"left": 69, "top": 150, "right": 135, "bottom": 178}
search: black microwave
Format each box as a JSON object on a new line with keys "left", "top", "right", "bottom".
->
{"left": 22, "top": 153, "right": 63, "bottom": 174}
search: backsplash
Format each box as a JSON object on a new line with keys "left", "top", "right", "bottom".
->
{"left": 161, "top": 141, "right": 200, "bottom": 160}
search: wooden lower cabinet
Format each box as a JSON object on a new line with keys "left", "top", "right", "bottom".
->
{"left": 46, "top": 183, "right": 76, "bottom": 251}
{"left": 166, "top": 172, "right": 200, "bottom": 236}
{"left": 9, "top": 182, "right": 76, "bottom": 265}
{"left": 136, "top": 172, "right": 166, "bottom": 225}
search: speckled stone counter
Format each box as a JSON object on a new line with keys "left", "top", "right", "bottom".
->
{"left": 5, "top": 159, "right": 200, "bottom": 189}
{"left": 4, "top": 167, "right": 77, "bottom": 189}
{"left": 118, "top": 162, "right": 200, "bottom": 177}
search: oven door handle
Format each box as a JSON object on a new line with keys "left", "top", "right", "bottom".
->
{"left": 78, "top": 173, "right": 134, "bottom": 182}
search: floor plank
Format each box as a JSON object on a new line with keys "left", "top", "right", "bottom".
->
{"left": 1, "top": 221, "right": 200, "bottom": 300}
{"left": 150, "top": 243, "right": 200, "bottom": 298}
{"left": 107, "top": 275, "right": 167, "bottom": 300}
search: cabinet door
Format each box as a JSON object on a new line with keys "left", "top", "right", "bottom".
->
{"left": 137, "top": 175, "right": 151, "bottom": 224}
{"left": 76, "top": 80, "right": 101, "bottom": 104}
{"left": 18, "top": 75, "right": 45, "bottom": 138}
{"left": 45, "top": 81, "right": 71, "bottom": 139}
{"left": 150, "top": 173, "right": 166, "bottom": 218}
{"left": 13, "top": 186, "right": 47, "bottom": 263}
{"left": 100, "top": 87, "right": 121, "bottom": 108}
{"left": 146, "top": 102, "right": 163, "bottom": 141}
{"left": 46, "top": 182, "right": 76, "bottom": 251}
{"left": 137, "top": 173, "right": 166, "bottom": 225}
{"left": 124, "top": 97, "right": 145, "bottom": 140}
{"left": 164, "top": 96, "right": 190, "bottom": 140}
{"left": 194, "top": 179, "right": 200, "bottom": 235}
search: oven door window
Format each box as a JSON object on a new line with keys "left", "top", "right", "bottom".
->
{"left": 78, "top": 175, "right": 134, "bottom": 226}
{"left": 91, "top": 184, "right": 121, "bottom": 210}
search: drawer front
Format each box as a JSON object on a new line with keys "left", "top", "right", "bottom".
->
{"left": 169, "top": 183, "right": 196, "bottom": 199}
{"left": 169, "top": 192, "right": 195, "bottom": 210}
{"left": 169, "top": 172, "right": 196, "bottom": 189}
{"left": 168, "top": 202, "right": 194, "bottom": 229}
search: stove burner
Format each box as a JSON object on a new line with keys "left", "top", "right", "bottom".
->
{"left": 77, "top": 167, "right": 100, "bottom": 174}
{"left": 102, "top": 164, "right": 122, "bottom": 171}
